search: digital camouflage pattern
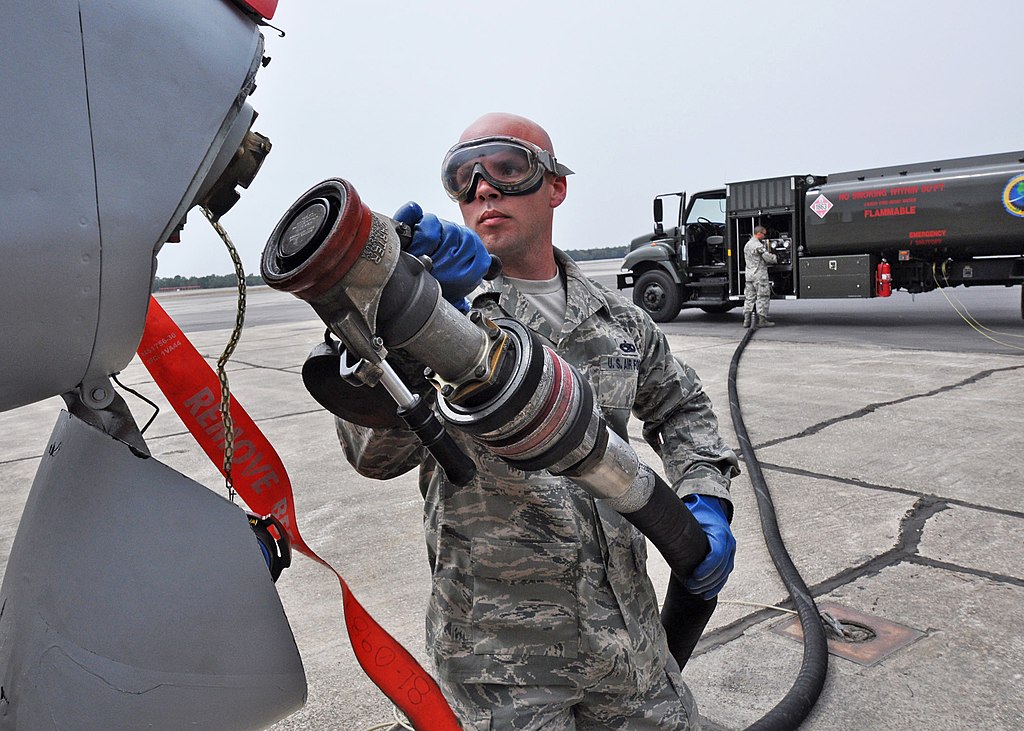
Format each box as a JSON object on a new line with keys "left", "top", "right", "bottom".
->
{"left": 743, "top": 235, "right": 778, "bottom": 318}
{"left": 336, "top": 250, "right": 738, "bottom": 725}
{"left": 443, "top": 663, "right": 696, "bottom": 730}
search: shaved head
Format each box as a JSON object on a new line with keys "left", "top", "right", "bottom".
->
{"left": 459, "top": 113, "right": 557, "bottom": 157}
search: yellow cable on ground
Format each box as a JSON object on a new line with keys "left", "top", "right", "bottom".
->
{"left": 931, "top": 263, "right": 1024, "bottom": 352}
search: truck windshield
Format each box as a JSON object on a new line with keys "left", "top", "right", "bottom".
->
{"left": 686, "top": 196, "right": 726, "bottom": 225}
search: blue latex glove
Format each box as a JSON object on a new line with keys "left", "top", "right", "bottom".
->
{"left": 683, "top": 494, "right": 736, "bottom": 599}
{"left": 393, "top": 202, "right": 491, "bottom": 313}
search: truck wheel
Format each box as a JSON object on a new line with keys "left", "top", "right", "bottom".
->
{"left": 634, "top": 270, "right": 681, "bottom": 322}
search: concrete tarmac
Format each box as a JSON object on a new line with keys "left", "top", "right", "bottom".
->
{"left": 1, "top": 286, "right": 1022, "bottom": 730}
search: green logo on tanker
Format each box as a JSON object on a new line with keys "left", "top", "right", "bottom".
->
{"left": 1004, "top": 174, "right": 1024, "bottom": 217}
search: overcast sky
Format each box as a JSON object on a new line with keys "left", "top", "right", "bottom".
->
{"left": 157, "top": 0, "right": 1021, "bottom": 277}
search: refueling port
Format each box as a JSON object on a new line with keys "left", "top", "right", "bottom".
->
{"left": 821, "top": 611, "right": 877, "bottom": 643}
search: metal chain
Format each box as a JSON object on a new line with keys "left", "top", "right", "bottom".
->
{"left": 203, "top": 208, "right": 247, "bottom": 503}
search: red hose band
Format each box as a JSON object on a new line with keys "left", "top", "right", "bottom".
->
{"left": 138, "top": 297, "right": 461, "bottom": 730}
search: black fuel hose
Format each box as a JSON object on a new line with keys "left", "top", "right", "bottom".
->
{"left": 621, "top": 472, "right": 711, "bottom": 580}
{"left": 728, "top": 328, "right": 828, "bottom": 731}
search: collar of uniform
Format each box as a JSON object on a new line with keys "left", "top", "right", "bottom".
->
{"left": 555, "top": 248, "right": 607, "bottom": 331}
{"left": 469, "top": 249, "right": 607, "bottom": 343}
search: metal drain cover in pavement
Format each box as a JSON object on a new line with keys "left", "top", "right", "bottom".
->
{"left": 772, "top": 602, "right": 924, "bottom": 667}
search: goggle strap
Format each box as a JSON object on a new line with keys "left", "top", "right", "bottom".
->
{"left": 535, "top": 148, "right": 574, "bottom": 177}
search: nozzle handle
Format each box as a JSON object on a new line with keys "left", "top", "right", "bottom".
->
{"left": 373, "top": 356, "right": 477, "bottom": 486}
{"left": 396, "top": 396, "right": 476, "bottom": 486}
{"left": 483, "top": 254, "right": 502, "bottom": 280}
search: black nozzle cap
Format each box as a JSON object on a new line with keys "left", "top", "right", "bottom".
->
{"left": 277, "top": 197, "right": 333, "bottom": 268}
{"left": 484, "top": 255, "right": 502, "bottom": 280}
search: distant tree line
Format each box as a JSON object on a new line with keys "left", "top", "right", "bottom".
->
{"left": 563, "top": 246, "right": 627, "bottom": 262}
{"left": 153, "top": 247, "right": 627, "bottom": 290}
{"left": 152, "top": 273, "right": 265, "bottom": 292}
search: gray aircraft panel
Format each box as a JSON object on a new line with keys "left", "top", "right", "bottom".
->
{"left": 0, "top": 412, "right": 306, "bottom": 729}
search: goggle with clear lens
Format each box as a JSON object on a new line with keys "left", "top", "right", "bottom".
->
{"left": 441, "top": 135, "right": 574, "bottom": 202}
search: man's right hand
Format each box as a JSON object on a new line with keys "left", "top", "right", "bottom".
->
{"left": 393, "top": 202, "right": 491, "bottom": 313}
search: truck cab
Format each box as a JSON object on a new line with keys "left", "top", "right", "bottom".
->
{"left": 618, "top": 188, "right": 735, "bottom": 321}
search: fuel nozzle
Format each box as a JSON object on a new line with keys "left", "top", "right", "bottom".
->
{"left": 262, "top": 179, "right": 490, "bottom": 377}
{"left": 263, "top": 179, "right": 709, "bottom": 583}
{"left": 262, "top": 179, "right": 486, "bottom": 485}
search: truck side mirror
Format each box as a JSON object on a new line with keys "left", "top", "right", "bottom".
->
{"left": 653, "top": 198, "right": 664, "bottom": 236}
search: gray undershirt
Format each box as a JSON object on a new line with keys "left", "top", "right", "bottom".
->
{"left": 506, "top": 271, "right": 567, "bottom": 329}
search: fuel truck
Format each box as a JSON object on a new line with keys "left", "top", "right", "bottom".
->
{"left": 617, "top": 150, "right": 1024, "bottom": 321}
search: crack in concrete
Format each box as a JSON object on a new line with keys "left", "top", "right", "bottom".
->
{"left": 0, "top": 408, "right": 328, "bottom": 467}
{"left": 695, "top": 363, "right": 1024, "bottom": 656}
{"left": 196, "top": 355, "right": 302, "bottom": 374}
{"left": 694, "top": 497, "right": 941, "bottom": 651}
{"left": 760, "top": 462, "right": 1024, "bottom": 520}
{"left": 905, "top": 555, "right": 1024, "bottom": 589}
{"left": 140, "top": 407, "right": 330, "bottom": 444}
{"left": 753, "top": 363, "right": 1024, "bottom": 451}
{"left": 695, "top": 487, "right": 1023, "bottom": 658}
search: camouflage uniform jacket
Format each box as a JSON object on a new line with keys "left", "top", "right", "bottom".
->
{"left": 744, "top": 235, "right": 777, "bottom": 283}
{"left": 336, "top": 249, "right": 738, "bottom": 691}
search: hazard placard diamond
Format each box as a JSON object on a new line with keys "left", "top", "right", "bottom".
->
{"left": 810, "top": 194, "right": 833, "bottom": 219}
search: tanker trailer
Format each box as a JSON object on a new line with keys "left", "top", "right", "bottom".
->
{"left": 800, "top": 151, "right": 1024, "bottom": 300}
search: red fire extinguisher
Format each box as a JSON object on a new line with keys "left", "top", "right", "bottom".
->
{"left": 876, "top": 259, "right": 892, "bottom": 297}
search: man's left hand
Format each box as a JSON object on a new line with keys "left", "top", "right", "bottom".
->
{"left": 683, "top": 494, "right": 736, "bottom": 599}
